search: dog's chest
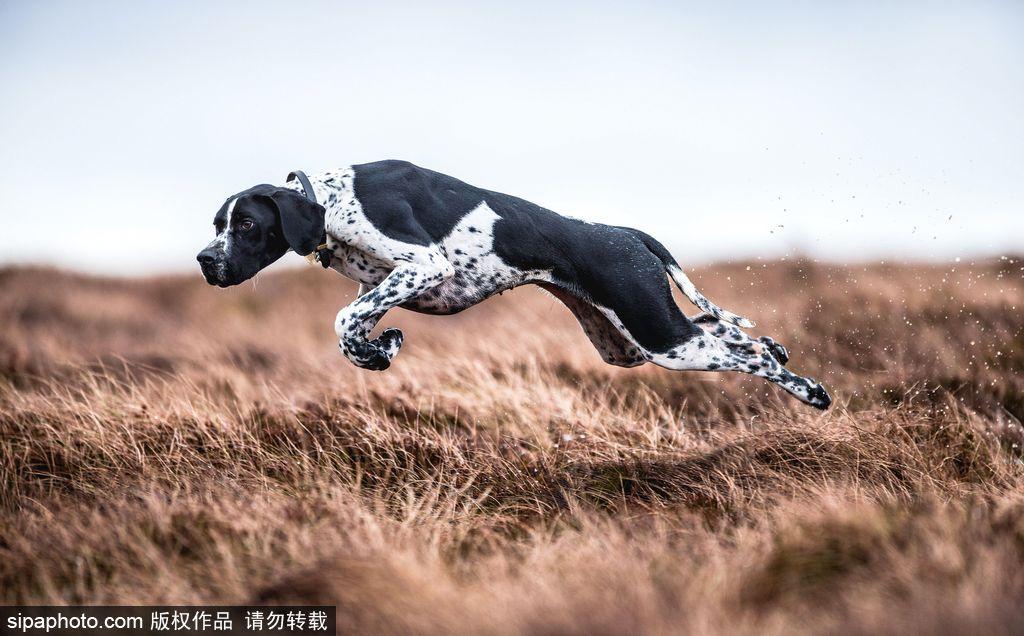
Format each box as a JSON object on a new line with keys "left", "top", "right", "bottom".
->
{"left": 327, "top": 242, "right": 392, "bottom": 286}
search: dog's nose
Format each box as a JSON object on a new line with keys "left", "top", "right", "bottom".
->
{"left": 197, "top": 250, "right": 217, "bottom": 267}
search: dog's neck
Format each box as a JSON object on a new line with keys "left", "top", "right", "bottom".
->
{"left": 283, "top": 167, "right": 355, "bottom": 212}
{"left": 282, "top": 167, "right": 360, "bottom": 243}
{"left": 282, "top": 168, "right": 350, "bottom": 207}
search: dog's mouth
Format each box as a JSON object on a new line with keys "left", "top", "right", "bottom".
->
{"left": 200, "top": 261, "right": 232, "bottom": 287}
{"left": 200, "top": 260, "right": 258, "bottom": 288}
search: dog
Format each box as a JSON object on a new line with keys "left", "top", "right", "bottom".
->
{"left": 197, "top": 160, "right": 831, "bottom": 409}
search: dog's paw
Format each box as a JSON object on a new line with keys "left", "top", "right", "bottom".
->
{"left": 805, "top": 380, "right": 832, "bottom": 410}
{"left": 340, "top": 338, "right": 393, "bottom": 371}
{"left": 373, "top": 328, "right": 404, "bottom": 360}
{"left": 758, "top": 336, "right": 790, "bottom": 366}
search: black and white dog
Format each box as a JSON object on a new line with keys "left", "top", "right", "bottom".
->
{"left": 197, "top": 160, "right": 831, "bottom": 409}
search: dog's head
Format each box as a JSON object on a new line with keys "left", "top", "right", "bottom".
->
{"left": 197, "top": 184, "right": 325, "bottom": 287}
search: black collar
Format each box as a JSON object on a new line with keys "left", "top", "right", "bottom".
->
{"left": 286, "top": 170, "right": 332, "bottom": 268}
{"left": 287, "top": 170, "right": 317, "bottom": 203}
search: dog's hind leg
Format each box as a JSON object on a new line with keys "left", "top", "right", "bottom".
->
{"left": 567, "top": 293, "right": 828, "bottom": 408}
{"left": 649, "top": 332, "right": 831, "bottom": 409}
{"left": 690, "top": 313, "right": 790, "bottom": 365}
{"left": 553, "top": 227, "right": 827, "bottom": 408}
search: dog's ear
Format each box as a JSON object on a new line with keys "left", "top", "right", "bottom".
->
{"left": 264, "top": 188, "right": 325, "bottom": 256}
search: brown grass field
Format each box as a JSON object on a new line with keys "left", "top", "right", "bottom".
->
{"left": 2, "top": 257, "right": 1023, "bottom": 634}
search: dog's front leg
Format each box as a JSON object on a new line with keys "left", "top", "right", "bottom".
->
{"left": 334, "top": 251, "right": 453, "bottom": 370}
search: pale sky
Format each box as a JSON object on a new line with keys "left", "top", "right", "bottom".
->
{"left": 1, "top": 0, "right": 1022, "bottom": 274}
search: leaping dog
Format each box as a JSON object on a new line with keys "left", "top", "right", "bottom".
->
{"left": 197, "top": 160, "right": 831, "bottom": 409}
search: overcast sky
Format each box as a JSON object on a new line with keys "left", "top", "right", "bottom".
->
{"left": 1, "top": 0, "right": 1022, "bottom": 274}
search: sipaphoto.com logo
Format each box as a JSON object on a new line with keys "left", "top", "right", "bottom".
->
{"left": 0, "top": 606, "right": 335, "bottom": 635}
{"left": 6, "top": 611, "right": 142, "bottom": 633}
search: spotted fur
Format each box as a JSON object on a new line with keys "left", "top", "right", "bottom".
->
{"left": 199, "top": 160, "right": 832, "bottom": 409}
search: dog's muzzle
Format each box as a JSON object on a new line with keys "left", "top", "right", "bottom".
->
{"left": 197, "top": 248, "right": 228, "bottom": 286}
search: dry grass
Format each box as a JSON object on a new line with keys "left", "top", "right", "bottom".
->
{"left": 1, "top": 256, "right": 1023, "bottom": 634}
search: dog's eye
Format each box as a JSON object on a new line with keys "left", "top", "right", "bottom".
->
{"left": 239, "top": 219, "right": 255, "bottom": 232}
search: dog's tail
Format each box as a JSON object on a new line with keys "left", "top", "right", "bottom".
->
{"left": 625, "top": 228, "right": 755, "bottom": 328}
